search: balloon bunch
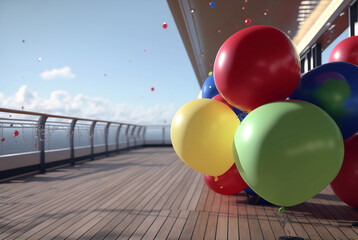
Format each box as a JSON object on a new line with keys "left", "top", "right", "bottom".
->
{"left": 323, "top": 36, "right": 358, "bottom": 209}
{"left": 172, "top": 25, "right": 347, "bottom": 208}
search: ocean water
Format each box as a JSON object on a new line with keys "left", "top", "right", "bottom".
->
{"left": 0, "top": 124, "right": 171, "bottom": 156}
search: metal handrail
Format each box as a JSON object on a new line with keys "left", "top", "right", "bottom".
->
{"left": 0, "top": 107, "right": 172, "bottom": 181}
{"left": 0, "top": 107, "right": 142, "bottom": 126}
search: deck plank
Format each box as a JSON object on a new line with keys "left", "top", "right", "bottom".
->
{"left": 0, "top": 147, "right": 357, "bottom": 239}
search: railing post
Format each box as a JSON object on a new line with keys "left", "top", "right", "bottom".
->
{"left": 37, "top": 116, "right": 47, "bottom": 174}
{"left": 105, "top": 122, "right": 111, "bottom": 157}
{"left": 116, "top": 124, "right": 122, "bottom": 153}
{"left": 125, "top": 125, "right": 131, "bottom": 150}
{"left": 136, "top": 126, "right": 142, "bottom": 147}
{"left": 70, "top": 119, "right": 77, "bottom": 166}
{"left": 131, "top": 126, "right": 137, "bottom": 148}
{"left": 90, "top": 121, "right": 97, "bottom": 160}
{"left": 162, "top": 126, "right": 165, "bottom": 145}
{"left": 143, "top": 127, "right": 147, "bottom": 146}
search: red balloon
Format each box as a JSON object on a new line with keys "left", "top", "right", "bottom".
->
{"left": 212, "top": 94, "right": 232, "bottom": 109}
{"left": 203, "top": 164, "right": 247, "bottom": 195}
{"left": 214, "top": 25, "right": 300, "bottom": 112}
{"left": 162, "top": 22, "right": 167, "bottom": 29}
{"left": 13, "top": 130, "right": 19, "bottom": 137}
{"left": 329, "top": 36, "right": 358, "bottom": 65}
{"left": 330, "top": 134, "right": 358, "bottom": 208}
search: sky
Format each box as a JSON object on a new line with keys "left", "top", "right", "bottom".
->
{"left": 0, "top": 0, "right": 200, "bottom": 124}
{"left": 0, "top": 0, "right": 350, "bottom": 124}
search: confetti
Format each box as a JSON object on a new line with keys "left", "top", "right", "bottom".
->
{"left": 209, "top": 1, "right": 216, "bottom": 7}
{"left": 162, "top": 22, "right": 168, "bottom": 29}
{"left": 242, "top": 6, "right": 245, "bottom": 10}
{"left": 14, "top": 130, "right": 19, "bottom": 137}
{"left": 218, "top": 29, "right": 221, "bottom": 33}
{"left": 190, "top": 9, "right": 195, "bottom": 13}
{"left": 245, "top": 18, "right": 252, "bottom": 25}
{"left": 144, "top": 49, "right": 147, "bottom": 52}
{"left": 236, "top": 25, "right": 239, "bottom": 29}
{"left": 22, "top": 40, "right": 25, "bottom": 43}
{"left": 151, "top": 87, "right": 155, "bottom": 91}
{"left": 214, "top": 176, "right": 219, "bottom": 182}
{"left": 21, "top": 106, "right": 24, "bottom": 110}
{"left": 38, "top": 57, "right": 42, "bottom": 62}
{"left": 220, "top": 186, "right": 223, "bottom": 189}
{"left": 104, "top": 73, "right": 107, "bottom": 77}
{"left": 1, "top": 138, "right": 5, "bottom": 142}
{"left": 208, "top": 71, "right": 213, "bottom": 76}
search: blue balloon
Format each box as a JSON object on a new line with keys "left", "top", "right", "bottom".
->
{"left": 233, "top": 108, "right": 248, "bottom": 121}
{"left": 290, "top": 62, "right": 358, "bottom": 140}
{"left": 244, "top": 187, "right": 273, "bottom": 205}
{"left": 202, "top": 74, "right": 219, "bottom": 99}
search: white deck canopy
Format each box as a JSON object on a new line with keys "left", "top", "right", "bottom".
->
{"left": 167, "top": 0, "right": 352, "bottom": 86}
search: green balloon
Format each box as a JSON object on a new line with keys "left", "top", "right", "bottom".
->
{"left": 233, "top": 101, "right": 344, "bottom": 207}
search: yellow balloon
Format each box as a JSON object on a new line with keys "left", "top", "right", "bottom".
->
{"left": 171, "top": 99, "right": 240, "bottom": 176}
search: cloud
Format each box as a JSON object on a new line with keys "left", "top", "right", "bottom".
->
{"left": 0, "top": 85, "right": 179, "bottom": 124}
{"left": 40, "top": 66, "right": 75, "bottom": 80}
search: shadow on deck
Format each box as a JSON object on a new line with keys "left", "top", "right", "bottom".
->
{"left": 0, "top": 147, "right": 357, "bottom": 240}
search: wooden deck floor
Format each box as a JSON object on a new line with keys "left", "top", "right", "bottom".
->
{"left": 0, "top": 147, "right": 357, "bottom": 240}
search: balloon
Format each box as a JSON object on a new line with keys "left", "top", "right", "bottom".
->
{"left": 214, "top": 25, "right": 300, "bottom": 112}
{"left": 233, "top": 108, "right": 248, "bottom": 122}
{"left": 203, "top": 164, "right": 247, "bottom": 195}
{"left": 290, "top": 62, "right": 358, "bottom": 140}
{"left": 13, "top": 130, "right": 19, "bottom": 137}
{"left": 329, "top": 36, "right": 358, "bottom": 65}
{"left": 171, "top": 99, "right": 240, "bottom": 176}
{"left": 244, "top": 187, "right": 273, "bottom": 205}
{"left": 213, "top": 94, "right": 248, "bottom": 121}
{"left": 162, "top": 22, "right": 167, "bottom": 29}
{"left": 234, "top": 101, "right": 344, "bottom": 207}
{"left": 201, "top": 74, "right": 219, "bottom": 99}
{"left": 330, "top": 134, "right": 358, "bottom": 208}
{"left": 212, "top": 94, "right": 232, "bottom": 109}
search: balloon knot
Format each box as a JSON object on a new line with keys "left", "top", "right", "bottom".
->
{"left": 278, "top": 206, "right": 286, "bottom": 214}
